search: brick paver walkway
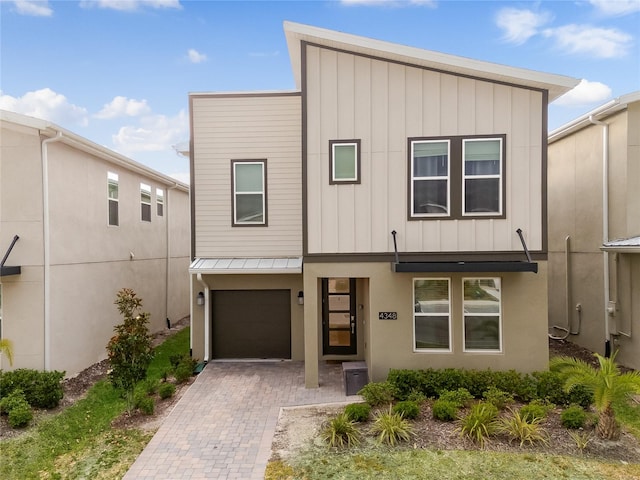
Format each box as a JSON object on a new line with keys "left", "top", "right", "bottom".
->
{"left": 123, "top": 361, "right": 355, "bottom": 479}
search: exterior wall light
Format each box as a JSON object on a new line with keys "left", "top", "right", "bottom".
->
{"left": 197, "top": 291, "right": 205, "bottom": 306}
{"left": 297, "top": 291, "right": 304, "bottom": 305}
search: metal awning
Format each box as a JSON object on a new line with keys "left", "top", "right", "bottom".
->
{"left": 392, "top": 261, "right": 538, "bottom": 273}
{"left": 1, "top": 235, "right": 21, "bottom": 277}
{"left": 601, "top": 236, "right": 640, "bottom": 253}
{"left": 189, "top": 257, "right": 303, "bottom": 275}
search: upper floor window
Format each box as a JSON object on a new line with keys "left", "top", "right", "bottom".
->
{"left": 329, "top": 139, "right": 360, "bottom": 184}
{"left": 140, "top": 183, "right": 151, "bottom": 222}
{"left": 409, "top": 135, "right": 505, "bottom": 220}
{"left": 232, "top": 160, "right": 267, "bottom": 226}
{"left": 107, "top": 172, "right": 119, "bottom": 226}
{"left": 156, "top": 188, "right": 164, "bottom": 217}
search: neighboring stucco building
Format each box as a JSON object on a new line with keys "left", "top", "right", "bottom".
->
{"left": 0, "top": 110, "right": 190, "bottom": 377}
{"left": 189, "top": 22, "right": 579, "bottom": 387}
{"left": 548, "top": 92, "right": 640, "bottom": 370}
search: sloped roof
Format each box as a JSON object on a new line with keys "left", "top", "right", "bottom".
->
{"left": 601, "top": 236, "right": 640, "bottom": 253}
{"left": 189, "top": 257, "right": 303, "bottom": 274}
{"left": 284, "top": 21, "right": 579, "bottom": 101}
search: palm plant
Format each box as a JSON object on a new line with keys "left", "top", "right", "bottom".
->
{"left": 550, "top": 351, "right": 640, "bottom": 440}
{"left": 0, "top": 338, "right": 14, "bottom": 366}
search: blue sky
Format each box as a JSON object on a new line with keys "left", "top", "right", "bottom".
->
{"left": 1, "top": 0, "right": 639, "bottom": 183}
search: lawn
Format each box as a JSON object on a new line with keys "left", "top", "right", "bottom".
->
{"left": 0, "top": 327, "right": 190, "bottom": 480}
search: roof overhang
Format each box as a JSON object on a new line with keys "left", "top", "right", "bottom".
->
{"left": 601, "top": 236, "right": 640, "bottom": 254}
{"left": 284, "top": 21, "right": 579, "bottom": 101}
{"left": 189, "top": 257, "right": 303, "bottom": 275}
{"left": 392, "top": 261, "right": 538, "bottom": 273}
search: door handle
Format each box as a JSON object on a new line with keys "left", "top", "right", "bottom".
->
{"left": 351, "top": 315, "right": 355, "bottom": 334}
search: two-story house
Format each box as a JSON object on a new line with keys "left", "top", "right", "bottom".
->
{"left": 188, "top": 22, "right": 579, "bottom": 387}
{"left": 0, "top": 110, "right": 190, "bottom": 377}
{"left": 548, "top": 92, "right": 640, "bottom": 370}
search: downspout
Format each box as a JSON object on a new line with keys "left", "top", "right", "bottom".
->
{"left": 549, "top": 235, "right": 581, "bottom": 339}
{"left": 41, "top": 131, "right": 63, "bottom": 370}
{"left": 165, "top": 184, "right": 178, "bottom": 326}
{"left": 589, "top": 115, "right": 612, "bottom": 357}
{"left": 196, "top": 273, "right": 211, "bottom": 362}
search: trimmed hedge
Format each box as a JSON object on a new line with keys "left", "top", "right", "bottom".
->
{"left": 0, "top": 369, "right": 65, "bottom": 409}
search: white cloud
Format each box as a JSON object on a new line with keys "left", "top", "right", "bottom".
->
{"left": 79, "top": 0, "right": 181, "bottom": 11}
{"left": 340, "top": 0, "right": 436, "bottom": 7}
{"left": 495, "top": 8, "right": 553, "bottom": 45}
{"left": 112, "top": 110, "right": 188, "bottom": 154}
{"left": 553, "top": 79, "right": 612, "bottom": 106}
{"left": 187, "top": 49, "right": 207, "bottom": 64}
{"left": 94, "top": 96, "right": 151, "bottom": 119}
{"left": 588, "top": 0, "right": 640, "bottom": 16}
{"left": 543, "top": 24, "right": 633, "bottom": 58}
{"left": 11, "top": 0, "right": 53, "bottom": 16}
{"left": 0, "top": 88, "right": 88, "bottom": 126}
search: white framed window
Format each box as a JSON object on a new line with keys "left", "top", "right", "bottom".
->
{"left": 329, "top": 140, "right": 360, "bottom": 184}
{"left": 413, "top": 278, "right": 451, "bottom": 352}
{"left": 232, "top": 160, "right": 266, "bottom": 226}
{"left": 463, "top": 138, "right": 503, "bottom": 216}
{"left": 107, "top": 172, "right": 119, "bottom": 226}
{"left": 140, "top": 183, "right": 151, "bottom": 222}
{"left": 463, "top": 277, "right": 502, "bottom": 352}
{"left": 410, "top": 140, "right": 450, "bottom": 217}
{"left": 156, "top": 188, "right": 164, "bottom": 217}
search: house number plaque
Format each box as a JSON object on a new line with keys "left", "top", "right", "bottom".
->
{"left": 378, "top": 312, "right": 397, "bottom": 320}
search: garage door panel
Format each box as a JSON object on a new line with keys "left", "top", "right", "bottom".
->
{"left": 212, "top": 290, "right": 291, "bottom": 359}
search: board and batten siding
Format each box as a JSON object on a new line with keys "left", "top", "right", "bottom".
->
{"left": 191, "top": 94, "right": 302, "bottom": 258}
{"left": 305, "top": 45, "right": 544, "bottom": 255}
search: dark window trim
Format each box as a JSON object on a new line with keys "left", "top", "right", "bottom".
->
{"left": 231, "top": 159, "right": 268, "bottom": 227}
{"left": 140, "top": 183, "right": 152, "bottom": 223}
{"left": 407, "top": 134, "right": 506, "bottom": 221}
{"left": 329, "top": 139, "right": 361, "bottom": 185}
{"left": 107, "top": 172, "right": 119, "bottom": 227}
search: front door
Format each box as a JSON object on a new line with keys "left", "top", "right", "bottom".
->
{"left": 322, "top": 278, "right": 357, "bottom": 355}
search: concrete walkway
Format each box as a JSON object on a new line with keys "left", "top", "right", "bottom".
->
{"left": 123, "top": 361, "right": 356, "bottom": 480}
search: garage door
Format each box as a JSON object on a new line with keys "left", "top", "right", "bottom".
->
{"left": 212, "top": 290, "right": 291, "bottom": 359}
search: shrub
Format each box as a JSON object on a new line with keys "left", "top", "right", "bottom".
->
{"left": 158, "top": 382, "right": 176, "bottom": 400}
{"left": 457, "top": 402, "right": 499, "bottom": 447}
{"left": 498, "top": 408, "right": 548, "bottom": 447}
{"left": 438, "top": 388, "right": 473, "bottom": 407}
{"left": 173, "top": 355, "right": 197, "bottom": 384}
{"left": 0, "top": 389, "right": 27, "bottom": 414}
{"left": 8, "top": 401, "right": 33, "bottom": 428}
{"left": 371, "top": 407, "right": 414, "bottom": 446}
{"left": 482, "top": 387, "right": 514, "bottom": 410}
{"left": 561, "top": 405, "right": 588, "bottom": 429}
{"left": 406, "top": 389, "right": 427, "bottom": 404}
{"left": 344, "top": 403, "right": 370, "bottom": 422}
{"left": 0, "top": 369, "right": 65, "bottom": 409}
{"left": 533, "top": 370, "right": 593, "bottom": 407}
{"left": 141, "top": 378, "right": 160, "bottom": 395}
{"left": 357, "top": 381, "right": 396, "bottom": 407}
{"left": 432, "top": 399, "right": 458, "bottom": 421}
{"left": 135, "top": 394, "right": 155, "bottom": 415}
{"left": 387, "top": 369, "right": 430, "bottom": 399}
{"left": 393, "top": 400, "right": 420, "bottom": 420}
{"left": 519, "top": 400, "right": 552, "bottom": 422}
{"left": 320, "top": 412, "right": 361, "bottom": 448}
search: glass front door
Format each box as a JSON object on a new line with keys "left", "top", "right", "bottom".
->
{"left": 322, "top": 278, "right": 357, "bottom": 355}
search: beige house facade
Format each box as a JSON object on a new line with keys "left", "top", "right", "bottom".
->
{"left": 189, "top": 22, "right": 579, "bottom": 387}
{"left": 548, "top": 92, "right": 640, "bottom": 370}
{"left": 0, "top": 110, "right": 190, "bottom": 377}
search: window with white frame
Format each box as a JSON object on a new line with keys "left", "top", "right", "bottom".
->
{"left": 409, "top": 135, "right": 505, "bottom": 219}
{"left": 156, "top": 188, "right": 164, "bottom": 217}
{"left": 413, "top": 278, "right": 451, "bottom": 351}
{"left": 463, "top": 278, "right": 502, "bottom": 352}
{"left": 329, "top": 139, "right": 360, "bottom": 184}
{"left": 232, "top": 160, "right": 266, "bottom": 226}
{"left": 140, "top": 183, "right": 151, "bottom": 222}
{"left": 107, "top": 172, "right": 119, "bottom": 226}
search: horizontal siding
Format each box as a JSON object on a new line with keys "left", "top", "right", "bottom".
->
{"left": 305, "top": 46, "right": 544, "bottom": 255}
{"left": 192, "top": 95, "right": 302, "bottom": 258}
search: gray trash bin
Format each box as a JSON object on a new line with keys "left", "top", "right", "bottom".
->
{"left": 342, "top": 361, "right": 369, "bottom": 396}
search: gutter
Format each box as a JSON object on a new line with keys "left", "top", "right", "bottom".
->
{"left": 41, "top": 131, "right": 63, "bottom": 371}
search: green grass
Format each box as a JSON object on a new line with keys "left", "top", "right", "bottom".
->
{"left": 274, "top": 449, "right": 640, "bottom": 480}
{"left": 0, "top": 327, "right": 190, "bottom": 480}
{"left": 616, "top": 400, "right": 640, "bottom": 439}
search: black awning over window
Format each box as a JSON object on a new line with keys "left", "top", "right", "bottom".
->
{"left": 0, "top": 266, "right": 21, "bottom": 277}
{"left": 392, "top": 261, "right": 538, "bottom": 273}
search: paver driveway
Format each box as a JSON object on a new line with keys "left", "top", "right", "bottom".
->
{"left": 123, "top": 361, "right": 356, "bottom": 480}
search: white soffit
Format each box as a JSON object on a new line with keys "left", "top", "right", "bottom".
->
{"left": 284, "top": 21, "right": 579, "bottom": 101}
{"left": 601, "top": 236, "right": 640, "bottom": 253}
{"left": 189, "top": 257, "right": 303, "bottom": 274}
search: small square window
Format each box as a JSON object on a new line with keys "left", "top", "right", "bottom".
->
{"left": 329, "top": 140, "right": 360, "bottom": 184}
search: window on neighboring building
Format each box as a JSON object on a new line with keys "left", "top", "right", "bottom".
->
{"left": 329, "top": 140, "right": 361, "bottom": 184}
{"left": 107, "top": 172, "right": 119, "bottom": 226}
{"left": 463, "top": 278, "right": 502, "bottom": 352}
{"left": 232, "top": 160, "right": 267, "bottom": 226}
{"left": 140, "top": 183, "right": 151, "bottom": 222}
{"left": 156, "top": 188, "right": 164, "bottom": 217}
{"left": 409, "top": 135, "right": 505, "bottom": 219}
{"left": 414, "top": 278, "right": 451, "bottom": 351}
